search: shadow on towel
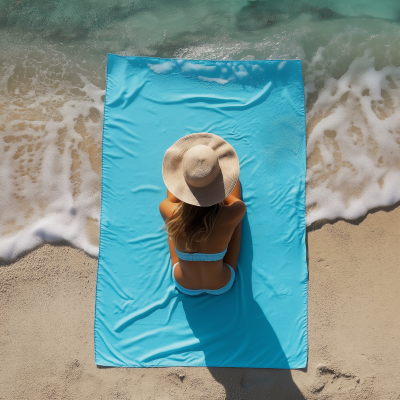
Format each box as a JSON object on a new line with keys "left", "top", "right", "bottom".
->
{"left": 181, "top": 215, "right": 299, "bottom": 370}
{"left": 181, "top": 214, "right": 305, "bottom": 396}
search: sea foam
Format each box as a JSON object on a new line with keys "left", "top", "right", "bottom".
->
{"left": 305, "top": 54, "right": 400, "bottom": 225}
{"left": 0, "top": 49, "right": 104, "bottom": 259}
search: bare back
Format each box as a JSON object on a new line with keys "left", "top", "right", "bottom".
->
{"left": 159, "top": 180, "right": 246, "bottom": 290}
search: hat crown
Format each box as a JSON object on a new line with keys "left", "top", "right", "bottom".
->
{"left": 182, "top": 144, "right": 220, "bottom": 188}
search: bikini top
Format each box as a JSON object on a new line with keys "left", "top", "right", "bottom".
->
{"left": 175, "top": 247, "right": 228, "bottom": 262}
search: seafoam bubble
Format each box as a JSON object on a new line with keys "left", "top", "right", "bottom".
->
{"left": 306, "top": 55, "right": 400, "bottom": 225}
{"left": 232, "top": 64, "right": 248, "bottom": 79}
{"left": 181, "top": 62, "right": 216, "bottom": 74}
{"left": 278, "top": 61, "right": 286, "bottom": 70}
{"left": 198, "top": 76, "right": 231, "bottom": 85}
{"left": 148, "top": 61, "right": 175, "bottom": 74}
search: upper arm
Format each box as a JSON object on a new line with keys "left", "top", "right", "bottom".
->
{"left": 159, "top": 199, "right": 180, "bottom": 221}
{"left": 224, "top": 200, "right": 246, "bottom": 226}
{"left": 159, "top": 189, "right": 182, "bottom": 220}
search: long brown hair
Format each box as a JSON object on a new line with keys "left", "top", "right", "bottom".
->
{"left": 164, "top": 202, "right": 224, "bottom": 252}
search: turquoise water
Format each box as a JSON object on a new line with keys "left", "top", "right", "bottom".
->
{"left": 1, "top": 0, "right": 400, "bottom": 258}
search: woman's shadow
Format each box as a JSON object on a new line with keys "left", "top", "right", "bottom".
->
{"left": 181, "top": 214, "right": 305, "bottom": 399}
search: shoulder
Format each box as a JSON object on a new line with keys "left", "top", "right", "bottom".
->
{"left": 225, "top": 199, "right": 246, "bottom": 213}
{"left": 159, "top": 199, "right": 181, "bottom": 220}
{"left": 220, "top": 200, "right": 246, "bottom": 225}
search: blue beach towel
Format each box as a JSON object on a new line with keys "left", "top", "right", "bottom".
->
{"left": 95, "top": 55, "right": 308, "bottom": 368}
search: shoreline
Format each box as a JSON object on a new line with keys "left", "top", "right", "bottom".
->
{"left": 1, "top": 205, "right": 399, "bottom": 399}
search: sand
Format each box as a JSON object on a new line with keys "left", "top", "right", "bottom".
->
{"left": 1, "top": 205, "right": 400, "bottom": 400}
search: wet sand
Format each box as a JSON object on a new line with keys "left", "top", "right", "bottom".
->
{"left": 1, "top": 205, "right": 399, "bottom": 399}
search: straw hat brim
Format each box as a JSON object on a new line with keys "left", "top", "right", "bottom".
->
{"left": 162, "top": 132, "right": 240, "bottom": 207}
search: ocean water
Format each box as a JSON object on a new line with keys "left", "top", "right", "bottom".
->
{"left": 1, "top": 0, "right": 400, "bottom": 259}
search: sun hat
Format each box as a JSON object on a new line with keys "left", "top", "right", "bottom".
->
{"left": 162, "top": 132, "right": 240, "bottom": 207}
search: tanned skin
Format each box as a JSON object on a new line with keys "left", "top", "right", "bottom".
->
{"left": 159, "top": 180, "right": 246, "bottom": 290}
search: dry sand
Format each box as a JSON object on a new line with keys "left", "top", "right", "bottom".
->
{"left": 1, "top": 205, "right": 400, "bottom": 399}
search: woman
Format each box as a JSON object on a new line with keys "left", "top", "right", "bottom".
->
{"left": 159, "top": 132, "right": 246, "bottom": 296}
